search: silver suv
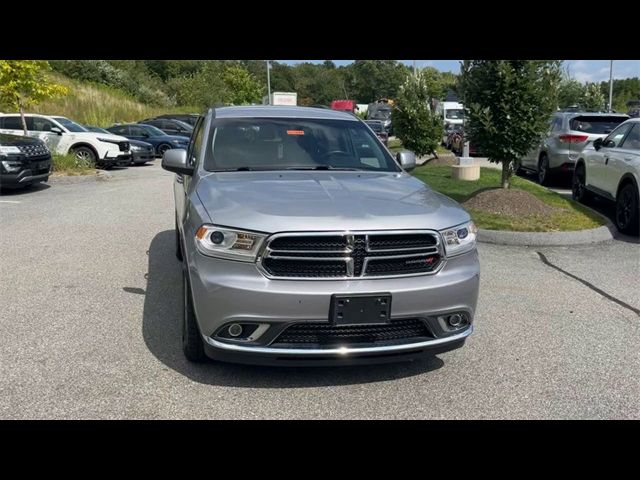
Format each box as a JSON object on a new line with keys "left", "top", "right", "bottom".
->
{"left": 162, "top": 106, "right": 480, "bottom": 366}
{"left": 516, "top": 111, "right": 629, "bottom": 185}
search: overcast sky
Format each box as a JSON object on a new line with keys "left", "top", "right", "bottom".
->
{"left": 279, "top": 60, "right": 639, "bottom": 83}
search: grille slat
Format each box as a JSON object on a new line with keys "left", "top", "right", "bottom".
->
{"left": 16, "top": 144, "right": 49, "bottom": 157}
{"left": 273, "top": 318, "right": 432, "bottom": 346}
{"left": 261, "top": 231, "right": 442, "bottom": 279}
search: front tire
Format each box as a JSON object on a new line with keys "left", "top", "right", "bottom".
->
{"left": 538, "top": 153, "right": 551, "bottom": 186}
{"left": 182, "top": 266, "right": 206, "bottom": 362}
{"left": 72, "top": 146, "right": 97, "bottom": 167}
{"left": 157, "top": 143, "right": 171, "bottom": 156}
{"left": 616, "top": 183, "right": 640, "bottom": 236}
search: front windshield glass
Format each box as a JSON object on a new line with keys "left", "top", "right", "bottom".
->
{"left": 53, "top": 117, "right": 88, "bottom": 132}
{"left": 205, "top": 118, "right": 400, "bottom": 172}
{"left": 445, "top": 109, "right": 465, "bottom": 120}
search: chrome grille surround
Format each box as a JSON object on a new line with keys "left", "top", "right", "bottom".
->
{"left": 257, "top": 230, "right": 445, "bottom": 280}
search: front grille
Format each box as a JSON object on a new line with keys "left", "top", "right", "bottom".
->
{"left": 119, "top": 142, "right": 130, "bottom": 152}
{"left": 16, "top": 143, "right": 49, "bottom": 157}
{"left": 260, "top": 231, "right": 442, "bottom": 279}
{"left": 273, "top": 318, "right": 432, "bottom": 347}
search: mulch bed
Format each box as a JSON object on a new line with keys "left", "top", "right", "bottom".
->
{"left": 462, "top": 188, "right": 561, "bottom": 217}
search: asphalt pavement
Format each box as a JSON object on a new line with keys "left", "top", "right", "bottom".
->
{"left": 0, "top": 162, "right": 638, "bottom": 419}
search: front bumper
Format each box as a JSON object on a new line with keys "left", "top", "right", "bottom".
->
{"left": 101, "top": 153, "right": 131, "bottom": 167}
{"left": 0, "top": 169, "right": 50, "bottom": 187}
{"left": 131, "top": 150, "right": 155, "bottom": 164}
{"left": 188, "top": 249, "right": 480, "bottom": 365}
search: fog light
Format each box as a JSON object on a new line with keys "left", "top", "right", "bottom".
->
{"left": 228, "top": 324, "right": 243, "bottom": 337}
{"left": 448, "top": 314, "right": 463, "bottom": 327}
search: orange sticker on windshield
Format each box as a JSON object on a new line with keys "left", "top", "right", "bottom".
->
{"left": 286, "top": 130, "right": 305, "bottom": 135}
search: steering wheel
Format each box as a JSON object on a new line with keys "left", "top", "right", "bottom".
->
{"left": 321, "top": 150, "right": 351, "bottom": 158}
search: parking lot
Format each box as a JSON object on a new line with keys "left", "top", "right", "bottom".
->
{"left": 1, "top": 162, "right": 639, "bottom": 419}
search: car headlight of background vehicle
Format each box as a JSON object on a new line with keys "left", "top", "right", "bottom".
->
{"left": 0, "top": 146, "right": 22, "bottom": 155}
{"left": 97, "top": 137, "right": 122, "bottom": 146}
{"left": 171, "top": 139, "right": 187, "bottom": 146}
{"left": 195, "top": 225, "right": 267, "bottom": 262}
{"left": 440, "top": 221, "right": 477, "bottom": 257}
{"left": 130, "top": 145, "right": 142, "bottom": 151}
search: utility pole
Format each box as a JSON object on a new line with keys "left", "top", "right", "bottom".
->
{"left": 413, "top": 60, "right": 417, "bottom": 77}
{"left": 608, "top": 60, "right": 614, "bottom": 112}
{"left": 266, "top": 60, "right": 272, "bottom": 105}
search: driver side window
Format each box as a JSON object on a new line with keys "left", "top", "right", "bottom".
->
{"left": 604, "top": 123, "right": 632, "bottom": 148}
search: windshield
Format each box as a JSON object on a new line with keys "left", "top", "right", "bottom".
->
{"left": 570, "top": 116, "right": 628, "bottom": 134}
{"left": 139, "top": 125, "right": 167, "bottom": 136}
{"left": 445, "top": 109, "right": 465, "bottom": 120}
{"left": 205, "top": 118, "right": 400, "bottom": 172}
{"left": 53, "top": 117, "right": 88, "bottom": 132}
{"left": 370, "top": 110, "right": 391, "bottom": 120}
{"left": 174, "top": 119, "right": 193, "bottom": 130}
{"left": 85, "top": 126, "right": 110, "bottom": 134}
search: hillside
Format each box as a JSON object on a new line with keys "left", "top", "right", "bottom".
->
{"left": 31, "top": 73, "right": 196, "bottom": 127}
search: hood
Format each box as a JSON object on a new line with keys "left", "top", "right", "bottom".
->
{"left": 195, "top": 171, "right": 470, "bottom": 233}
{"left": 128, "top": 139, "right": 154, "bottom": 148}
{"left": 154, "top": 134, "right": 190, "bottom": 142}
{"left": 72, "top": 132, "right": 129, "bottom": 143}
{"left": 0, "top": 133, "right": 44, "bottom": 146}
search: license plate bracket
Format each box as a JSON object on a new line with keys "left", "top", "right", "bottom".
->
{"left": 330, "top": 293, "right": 392, "bottom": 326}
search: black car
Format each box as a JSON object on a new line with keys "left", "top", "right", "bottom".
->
{"left": 138, "top": 118, "right": 193, "bottom": 137}
{"left": 0, "top": 133, "right": 51, "bottom": 189}
{"left": 85, "top": 126, "right": 155, "bottom": 165}
{"left": 106, "top": 124, "right": 190, "bottom": 156}
{"left": 143, "top": 114, "right": 200, "bottom": 127}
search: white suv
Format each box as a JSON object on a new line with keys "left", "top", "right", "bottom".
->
{"left": 573, "top": 118, "right": 640, "bottom": 235}
{"left": 0, "top": 113, "right": 131, "bottom": 169}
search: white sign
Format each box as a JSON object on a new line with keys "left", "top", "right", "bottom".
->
{"left": 272, "top": 92, "right": 297, "bottom": 106}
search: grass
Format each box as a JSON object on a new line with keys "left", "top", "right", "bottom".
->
{"left": 51, "top": 154, "right": 95, "bottom": 176}
{"left": 388, "top": 137, "right": 451, "bottom": 155}
{"left": 31, "top": 73, "right": 198, "bottom": 127}
{"left": 412, "top": 165, "right": 606, "bottom": 232}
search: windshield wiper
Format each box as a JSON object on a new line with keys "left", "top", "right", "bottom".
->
{"left": 285, "top": 166, "right": 362, "bottom": 171}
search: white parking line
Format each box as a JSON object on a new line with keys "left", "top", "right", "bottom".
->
{"left": 0, "top": 200, "right": 21, "bottom": 204}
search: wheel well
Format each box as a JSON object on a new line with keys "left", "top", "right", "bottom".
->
{"left": 617, "top": 174, "right": 639, "bottom": 200}
{"left": 69, "top": 143, "right": 99, "bottom": 159}
{"left": 538, "top": 151, "right": 548, "bottom": 163}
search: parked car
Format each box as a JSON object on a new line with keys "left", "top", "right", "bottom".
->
{"left": 573, "top": 118, "right": 640, "bottom": 235}
{"left": 142, "top": 114, "right": 200, "bottom": 127}
{"left": 0, "top": 133, "right": 51, "bottom": 189}
{"left": 137, "top": 118, "right": 193, "bottom": 137}
{"left": 163, "top": 106, "right": 479, "bottom": 365}
{"left": 0, "top": 114, "right": 131, "bottom": 169}
{"left": 85, "top": 126, "right": 155, "bottom": 165}
{"left": 364, "top": 120, "right": 388, "bottom": 145}
{"left": 106, "top": 124, "right": 189, "bottom": 156}
{"left": 367, "top": 102, "right": 393, "bottom": 133}
{"left": 516, "top": 111, "right": 629, "bottom": 186}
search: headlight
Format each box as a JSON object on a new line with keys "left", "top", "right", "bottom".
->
{"left": 171, "top": 139, "right": 186, "bottom": 145}
{"left": 195, "top": 225, "right": 267, "bottom": 262}
{"left": 130, "top": 145, "right": 142, "bottom": 151}
{"left": 97, "top": 137, "right": 121, "bottom": 145}
{"left": 440, "top": 221, "right": 477, "bottom": 257}
{"left": 0, "top": 146, "right": 21, "bottom": 155}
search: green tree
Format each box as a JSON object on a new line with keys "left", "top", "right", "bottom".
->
{"left": 222, "top": 65, "right": 263, "bottom": 105}
{"left": 459, "top": 60, "right": 562, "bottom": 188}
{"left": 0, "top": 60, "right": 68, "bottom": 135}
{"left": 392, "top": 70, "right": 443, "bottom": 158}
{"left": 582, "top": 82, "right": 605, "bottom": 111}
{"left": 347, "top": 60, "right": 410, "bottom": 103}
{"left": 558, "top": 78, "right": 584, "bottom": 108}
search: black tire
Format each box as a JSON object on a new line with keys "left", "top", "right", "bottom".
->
{"left": 615, "top": 183, "right": 640, "bottom": 236}
{"left": 538, "top": 153, "right": 552, "bottom": 186}
{"left": 72, "top": 146, "right": 97, "bottom": 166}
{"left": 157, "top": 143, "right": 171, "bottom": 156}
{"left": 175, "top": 218, "right": 183, "bottom": 261}
{"left": 513, "top": 159, "right": 524, "bottom": 176}
{"left": 182, "top": 266, "right": 206, "bottom": 362}
{"left": 572, "top": 163, "right": 591, "bottom": 204}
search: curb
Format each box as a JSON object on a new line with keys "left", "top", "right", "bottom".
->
{"left": 478, "top": 209, "right": 616, "bottom": 246}
{"left": 49, "top": 171, "right": 112, "bottom": 184}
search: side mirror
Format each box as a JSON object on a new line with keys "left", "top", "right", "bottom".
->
{"left": 396, "top": 150, "right": 416, "bottom": 172}
{"left": 51, "top": 126, "right": 63, "bottom": 135}
{"left": 593, "top": 138, "right": 603, "bottom": 150}
{"left": 162, "top": 148, "right": 193, "bottom": 175}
